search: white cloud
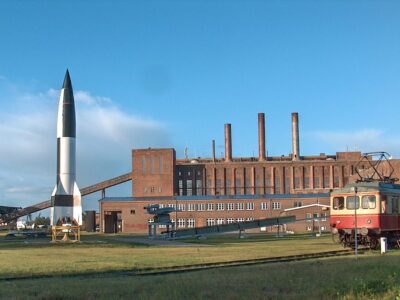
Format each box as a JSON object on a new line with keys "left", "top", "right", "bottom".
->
{"left": 0, "top": 84, "right": 171, "bottom": 209}
{"left": 307, "top": 129, "right": 400, "bottom": 157}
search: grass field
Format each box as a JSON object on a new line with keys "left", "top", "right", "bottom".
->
{"left": 0, "top": 233, "right": 399, "bottom": 299}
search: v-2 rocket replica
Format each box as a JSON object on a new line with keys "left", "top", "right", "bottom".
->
{"left": 50, "top": 70, "right": 82, "bottom": 227}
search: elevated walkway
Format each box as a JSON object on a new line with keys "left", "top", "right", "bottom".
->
{"left": 165, "top": 215, "right": 296, "bottom": 239}
{"left": 0, "top": 172, "right": 132, "bottom": 223}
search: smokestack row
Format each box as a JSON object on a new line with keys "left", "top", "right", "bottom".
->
{"left": 221, "top": 112, "right": 300, "bottom": 162}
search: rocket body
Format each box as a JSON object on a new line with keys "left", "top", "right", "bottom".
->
{"left": 50, "top": 70, "right": 82, "bottom": 226}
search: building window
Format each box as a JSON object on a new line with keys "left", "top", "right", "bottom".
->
{"left": 227, "top": 218, "right": 235, "bottom": 224}
{"left": 177, "top": 218, "right": 186, "bottom": 228}
{"left": 150, "top": 156, "right": 155, "bottom": 174}
{"left": 227, "top": 203, "right": 234, "bottom": 210}
{"left": 313, "top": 213, "right": 319, "bottom": 221}
{"left": 245, "top": 175, "right": 251, "bottom": 195}
{"left": 177, "top": 203, "right": 186, "bottom": 211}
{"left": 142, "top": 157, "right": 146, "bottom": 175}
{"left": 148, "top": 219, "right": 154, "bottom": 223}
{"left": 207, "top": 203, "right": 214, "bottom": 211}
{"left": 321, "top": 212, "right": 327, "bottom": 221}
{"left": 274, "top": 175, "right": 280, "bottom": 194}
{"left": 188, "top": 171, "right": 191, "bottom": 176}
{"left": 187, "top": 180, "right": 193, "bottom": 196}
{"left": 334, "top": 176, "right": 339, "bottom": 188}
{"left": 294, "top": 201, "right": 302, "bottom": 208}
{"left": 159, "top": 156, "right": 163, "bottom": 174}
{"left": 187, "top": 218, "right": 195, "bottom": 228}
{"left": 314, "top": 177, "right": 320, "bottom": 188}
{"left": 260, "top": 202, "right": 268, "bottom": 210}
{"left": 187, "top": 203, "right": 195, "bottom": 211}
{"left": 168, "top": 204, "right": 175, "bottom": 208}
{"left": 236, "top": 218, "right": 245, "bottom": 223}
{"left": 236, "top": 203, "right": 244, "bottom": 210}
{"left": 246, "top": 202, "right": 254, "bottom": 210}
{"left": 306, "top": 213, "right": 312, "bottom": 221}
{"left": 179, "top": 180, "right": 183, "bottom": 196}
{"left": 216, "top": 203, "right": 224, "bottom": 211}
{"left": 306, "top": 226, "right": 312, "bottom": 231}
{"left": 217, "top": 218, "right": 225, "bottom": 225}
{"left": 216, "top": 179, "right": 222, "bottom": 195}
{"left": 235, "top": 179, "right": 242, "bottom": 195}
{"left": 304, "top": 177, "right": 310, "bottom": 189}
{"left": 130, "top": 210, "right": 135, "bottom": 214}
{"left": 226, "top": 179, "right": 231, "bottom": 194}
{"left": 246, "top": 217, "right": 254, "bottom": 222}
{"left": 197, "top": 203, "right": 205, "bottom": 211}
{"left": 159, "top": 204, "right": 164, "bottom": 208}
{"left": 196, "top": 179, "right": 202, "bottom": 195}
{"left": 272, "top": 202, "right": 281, "bottom": 210}
{"left": 206, "top": 218, "right": 215, "bottom": 226}
{"left": 323, "top": 176, "right": 329, "bottom": 188}
{"left": 284, "top": 177, "right": 291, "bottom": 194}
{"left": 294, "top": 177, "right": 300, "bottom": 189}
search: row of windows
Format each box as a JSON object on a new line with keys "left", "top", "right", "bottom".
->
{"left": 142, "top": 156, "right": 164, "bottom": 175}
{"left": 176, "top": 167, "right": 351, "bottom": 196}
{"left": 159, "top": 202, "right": 281, "bottom": 211}
{"left": 333, "top": 195, "right": 376, "bottom": 210}
{"left": 148, "top": 217, "right": 256, "bottom": 228}
{"left": 305, "top": 213, "right": 327, "bottom": 221}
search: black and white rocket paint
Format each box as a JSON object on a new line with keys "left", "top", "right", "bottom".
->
{"left": 50, "top": 70, "right": 82, "bottom": 226}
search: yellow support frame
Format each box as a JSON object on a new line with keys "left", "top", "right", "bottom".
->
{"left": 51, "top": 225, "right": 80, "bottom": 243}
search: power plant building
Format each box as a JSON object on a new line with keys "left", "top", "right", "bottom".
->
{"left": 99, "top": 113, "right": 369, "bottom": 234}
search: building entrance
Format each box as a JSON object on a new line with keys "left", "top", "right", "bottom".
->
{"left": 104, "top": 211, "right": 122, "bottom": 233}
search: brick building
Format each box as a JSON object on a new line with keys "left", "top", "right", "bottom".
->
{"left": 99, "top": 112, "right": 393, "bottom": 234}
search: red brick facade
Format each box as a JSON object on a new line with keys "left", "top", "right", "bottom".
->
{"left": 100, "top": 148, "right": 365, "bottom": 234}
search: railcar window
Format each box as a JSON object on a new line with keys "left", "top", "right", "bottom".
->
{"left": 333, "top": 197, "right": 345, "bottom": 210}
{"left": 361, "top": 195, "right": 376, "bottom": 209}
{"left": 392, "top": 197, "right": 399, "bottom": 214}
{"left": 346, "top": 196, "right": 360, "bottom": 209}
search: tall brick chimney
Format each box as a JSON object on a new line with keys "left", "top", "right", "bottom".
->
{"left": 212, "top": 139, "right": 216, "bottom": 162}
{"left": 291, "top": 112, "right": 300, "bottom": 161}
{"left": 224, "top": 123, "right": 232, "bottom": 162}
{"left": 258, "top": 113, "right": 266, "bottom": 161}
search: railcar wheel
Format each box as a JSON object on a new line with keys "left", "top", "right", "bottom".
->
{"left": 368, "top": 237, "right": 379, "bottom": 250}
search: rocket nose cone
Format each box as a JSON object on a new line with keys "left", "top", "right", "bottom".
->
{"left": 63, "top": 69, "right": 73, "bottom": 90}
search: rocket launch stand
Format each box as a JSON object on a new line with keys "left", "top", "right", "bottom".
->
{"left": 51, "top": 225, "right": 81, "bottom": 243}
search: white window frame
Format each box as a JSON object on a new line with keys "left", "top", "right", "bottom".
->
{"left": 272, "top": 202, "right": 281, "bottom": 210}
{"left": 246, "top": 202, "right": 254, "bottom": 210}
{"left": 236, "top": 203, "right": 244, "bottom": 210}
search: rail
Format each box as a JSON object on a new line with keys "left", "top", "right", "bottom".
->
{"left": 0, "top": 249, "right": 362, "bottom": 282}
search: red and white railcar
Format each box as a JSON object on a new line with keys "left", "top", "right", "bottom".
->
{"left": 330, "top": 181, "right": 400, "bottom": 248}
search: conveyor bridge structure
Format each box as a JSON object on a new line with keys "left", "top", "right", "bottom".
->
{"left": 165, "top": 215, "right": 296, "bottom": 239}
{"left": 0, "top": 172, "right": 132, "bottom": 224}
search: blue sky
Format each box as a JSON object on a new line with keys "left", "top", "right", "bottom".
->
{"left": 1, "top": 0, "right": 400, "bottom": 209}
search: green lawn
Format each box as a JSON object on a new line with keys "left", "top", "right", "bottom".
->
{"left": 0, "top": 233, "right": 343, "bottom": 278}
{"left": 0, "top": 233, "right": 399, "bottom": 299}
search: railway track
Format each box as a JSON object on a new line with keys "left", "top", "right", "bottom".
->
{"left": 0, "top": 249, "right": 363, "bottom": 282}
